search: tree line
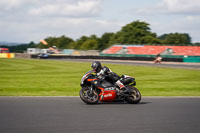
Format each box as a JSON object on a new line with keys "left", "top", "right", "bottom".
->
{"left": 1, "top": 20, "right": 200, "bottom": 53}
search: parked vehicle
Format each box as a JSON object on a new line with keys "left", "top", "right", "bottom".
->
{"left": 37, "top": 53, "right": 48, "bottom": 59}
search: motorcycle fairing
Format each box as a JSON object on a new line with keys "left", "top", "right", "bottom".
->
{"left": 98, "top": 87, "right": 117, "bottom": 101}
{"left": 81, "top": 70, "right": 93, "bottom": 85}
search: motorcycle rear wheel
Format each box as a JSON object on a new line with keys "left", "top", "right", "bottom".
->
{"left": 80, "top": 87, "right": 99, "bottom": 104}
{"left": 125, "top": 86, "right": 141, "bottom": 104}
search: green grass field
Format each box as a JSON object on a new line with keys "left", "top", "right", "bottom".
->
{"left": 0, "top": 58, "right": 200, "bottom": 96}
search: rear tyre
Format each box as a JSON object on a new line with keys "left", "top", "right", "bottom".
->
{"left": 79, "top": 87, "right": 99, "bottom": 104}
{"left": 125, "top": 86, "right": 141, "bottom": 104}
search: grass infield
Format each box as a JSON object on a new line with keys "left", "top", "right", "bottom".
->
{"left": 0, "top": 58, "right": 200, "bottom": 96}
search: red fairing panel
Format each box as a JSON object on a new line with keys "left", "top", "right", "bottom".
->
{"left": 100, "top": 90, "right": 117, "bottom": 101}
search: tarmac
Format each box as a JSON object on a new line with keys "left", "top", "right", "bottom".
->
{"left": 49, "top": 58, "right": 200, "bottom": 69}
{"left": 0, "top": 97, "right": 200, "bottom": 133}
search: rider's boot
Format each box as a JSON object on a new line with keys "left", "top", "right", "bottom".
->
{"left": 116, "top": 80, "right": 126, "bottom": 91}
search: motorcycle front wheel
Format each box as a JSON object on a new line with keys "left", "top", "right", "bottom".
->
{"left": 79, "top": 87, "right": 99, "bottom": 104}
{"left": 125, "top": 86, "right": 141, "bottom": 104}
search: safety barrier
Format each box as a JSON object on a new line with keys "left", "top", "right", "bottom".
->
{"left": 0, "top": 53, "right": 15, "bottom": 58}
{"left": 100, "top": 53, "right": 200, "bottom": 63}
{"left": 183, "top": 57, "right": 200, "bottom": 63}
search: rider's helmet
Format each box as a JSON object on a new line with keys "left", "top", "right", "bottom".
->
{"left": 91, "top": 61, "right": 102, "bottom": 73}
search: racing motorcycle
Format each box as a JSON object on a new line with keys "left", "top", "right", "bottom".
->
{"left": 80, "top": 71, "right": 141, "bottom": 104}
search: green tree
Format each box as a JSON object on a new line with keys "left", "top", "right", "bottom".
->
{"left": 99, "top": 32, "right": 114, "bottom": 50}
{"left": 193, "top": 42, "right": 200, "bottom": 46}
{"left": 109, "top": 20, "right": 160, "bottom": 45}
{"left": 34, "top": 20, "right": 194, "bottom": 50}
{"left": 159, "top": 33, "right": 191, "bottom": 45}
{"left": 79, "top": 39, "right": 98, "bottom": 50}
{"left": 141, "top": 35, "right": 162, "bottom": 45}
{"left": 72, "top": 36, "right": 90, "bottom": 49}
{"left": 28, "top": 41, "right": 36, "bottom": 47}
{"left": 56, "top": 35, "right": 74, "bottom": 49}
{"left": 72, "top": 35, "right": 100, "bottom": 50}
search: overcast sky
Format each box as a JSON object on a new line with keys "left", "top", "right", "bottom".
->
{"left": 0, "top": 0, "right": 200, "bottom": 43}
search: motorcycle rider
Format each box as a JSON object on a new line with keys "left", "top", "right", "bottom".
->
{"left": 91, "top": 61, "right": 125, "bottom": 90}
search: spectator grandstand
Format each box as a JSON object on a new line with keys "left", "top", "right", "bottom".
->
{"left": 101, "top": 45, "right": 200, "bottom": 56}
{"left": 102, "top": 45, "right": 123, "bottom": 54}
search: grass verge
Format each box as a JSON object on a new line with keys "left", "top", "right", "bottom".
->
{"left": 0, "top": 58, "right": 200, "bottom": 96}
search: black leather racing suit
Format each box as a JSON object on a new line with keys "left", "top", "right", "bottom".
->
{"left": 95, "top": 66, "right": 120, "bottom": 84}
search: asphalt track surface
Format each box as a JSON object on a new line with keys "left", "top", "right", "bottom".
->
{"left": 0, "top": 97, "right": 200, "bottom": 133}
{"left": 49, "top": 59, "right": 200, "bottom": 69}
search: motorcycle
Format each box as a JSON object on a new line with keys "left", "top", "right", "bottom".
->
{"left": 80, "top": 71, "right": 141, "bottom": 104}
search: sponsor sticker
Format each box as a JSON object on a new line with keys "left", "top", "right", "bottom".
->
{"left": 104, "top": 87, "right": 115, "bottom": 91}
{"left": 104, "top": 93, "right": 112, "bottom": 97}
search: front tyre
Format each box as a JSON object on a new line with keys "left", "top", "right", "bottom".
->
{"left": 79, "top": 87, "right": 99, "bottom": 104}
{"left": 125, "top": 86, "right": 141, "bottom": 104}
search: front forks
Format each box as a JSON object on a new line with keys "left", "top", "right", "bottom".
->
{"left": 88, "top": 85, "right": 95, "bottom": 97}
